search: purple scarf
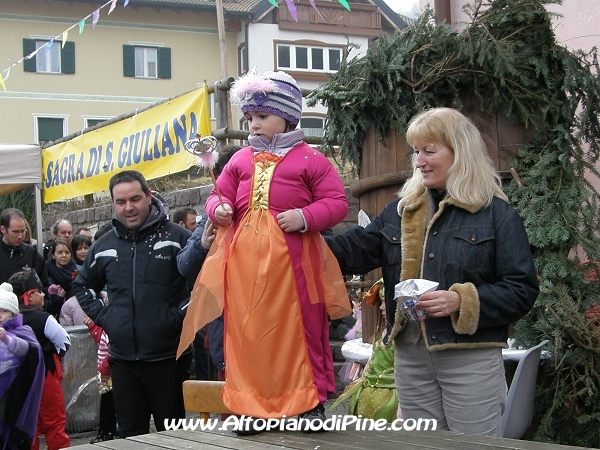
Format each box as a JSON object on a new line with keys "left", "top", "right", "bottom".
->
{"left": 0, "top": 314, "right": 45, "bottom": 450}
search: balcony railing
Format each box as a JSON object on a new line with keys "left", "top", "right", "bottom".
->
{"left": 278, "top": 2, "right": 382, "bottom": 32}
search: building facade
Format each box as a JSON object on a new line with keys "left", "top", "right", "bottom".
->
{"left": 0, "top": 0, "right": 403, "bottom": 149}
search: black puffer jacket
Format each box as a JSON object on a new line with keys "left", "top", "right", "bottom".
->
{"left": 73, "top": 197, "right": 191, "bottom": 361}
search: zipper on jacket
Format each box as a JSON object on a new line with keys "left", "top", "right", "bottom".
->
{"left": 131, "top": 239, "right": 139, "bottom": 360}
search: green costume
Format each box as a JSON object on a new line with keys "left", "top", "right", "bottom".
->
{"left": 332, "top": 279, "right": 398, "bottom": 422}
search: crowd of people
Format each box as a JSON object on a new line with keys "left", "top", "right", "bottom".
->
{"left": 1, "top": 70, "right": 539, "bottom": 448}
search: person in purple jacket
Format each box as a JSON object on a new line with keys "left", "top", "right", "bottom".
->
{"left": 0, "top": 282, "right": 44, "bottom": 450}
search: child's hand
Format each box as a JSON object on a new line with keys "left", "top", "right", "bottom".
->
{"left": 201, "top": 220, "right": 217, "bottom": 250}
{"left": 0, "top": 327, "right": 8, "bottom": 345}
{"left": 215, "top": 204, "right": 233, "bottom": 226}
{"left": 83, "top": 315, "right": 93, "bottom": 326}
{"left": 57, "top": 286, "right": 66, "bottom": 298}
{"left": 277, "top": 209, "right": 305, "bottom": 233}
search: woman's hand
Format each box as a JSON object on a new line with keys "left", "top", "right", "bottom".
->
{"left": 417, "top": 290, "right": 461, "bottom": 317}
{"left": 277, "top": 209, "right": 304, "bottom": 233}
{"left": 201, "top": 220, "right": 217, "bottom": 250}
{"left": 214, "top": 204, "right": 233, "bottom": 226}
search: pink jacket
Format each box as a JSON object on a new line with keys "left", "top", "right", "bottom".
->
{"left": 87, "top": 322, "right": 110, "bottom": 376}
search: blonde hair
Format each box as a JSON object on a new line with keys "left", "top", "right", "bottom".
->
{"left": 400, "top": 107, "right": 507, "bottom": 207}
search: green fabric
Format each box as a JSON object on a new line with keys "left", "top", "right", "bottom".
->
{"left": 331, "top": 332, "right": 398, "bottom": 422}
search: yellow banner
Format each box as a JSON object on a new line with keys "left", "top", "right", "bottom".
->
{"left": 43, "top": 87, "right": 211, "bottom": 203}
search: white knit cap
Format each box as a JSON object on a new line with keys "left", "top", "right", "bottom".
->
{"left": 0, "top": 282, "right": 19, "bottom": 315}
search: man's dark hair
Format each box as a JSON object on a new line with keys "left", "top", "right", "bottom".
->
{"left": 214, "top": 145, "right": 242, "bottom": 177}
{"left": 0, "top": 208, "right": 25, "bottom": 228}
{"left": 172, "top": 207, "right": 197, "bottom": 225}
{"left": 93, "top": 222, "right": 113, "bottom": 242}
{"left": 109, "top": 170, "right": 150, "bottom": 199}
{"left": 75, "top": 226, "right": 91, "bottom": 235}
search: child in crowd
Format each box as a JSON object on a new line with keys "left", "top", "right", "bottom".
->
{"left": 45, "top": 238, "right": 78, "bottom": 319}
{"left": 84, "top": 314, "right": 117, "bottom": 443}
{"left": 332, "top": 279, "right": 398, "bottom": 422}
{"left": 179, "top": 70, "right": 351, "bottom": 433}
{"left": 0, "top": 282, "right": 44, "bottom": 450}
{"left": 8, "top": 269, "right": 71, "bottom": 450}
{"left": 59, "top": 233, "right": 95, "bottom": 326}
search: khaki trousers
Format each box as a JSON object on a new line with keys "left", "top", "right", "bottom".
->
{"left": 394, "top": 341, "right": 506, "bottom": 436}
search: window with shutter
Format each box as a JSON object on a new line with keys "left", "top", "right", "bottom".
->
{"left": 23, "top": 39, "right": 36, "bottom": 72}
{"left": 157, "top": 47, "right": 171, "bottom": 79}
{"left": 22, "top": 39, "right": 75, "bottom": 74}
{"left": 123, "top": 45, "right": 171, "bottom": 79}
{"left": 61, "top": 41, "right": 75, "bottom": 74}
{"left": 123, "top": 45, "right": 135, "bottom": 77}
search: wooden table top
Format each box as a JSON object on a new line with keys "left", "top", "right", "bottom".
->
{"left": 71, "top": 425, "right": 587, "bottom": 449}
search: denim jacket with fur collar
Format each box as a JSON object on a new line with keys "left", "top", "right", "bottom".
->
{"left": 326, "top": 186, "right": 538, "bottom": 350}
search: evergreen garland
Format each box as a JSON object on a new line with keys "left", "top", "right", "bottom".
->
{"left": 308, "top": 0, "right": 600, "bottom": 446}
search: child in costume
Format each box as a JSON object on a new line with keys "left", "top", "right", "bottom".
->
{"left": 332, "top": 279, "right": 398, "bottom": 422}
{"left": 8, "top": 269, "right": 71, "bottom": 450}
{"left": 179, "top": 70, "right": 350, "bottom": 431}
{"left": 0, "top": 282, "right": 44, "bottom": 450}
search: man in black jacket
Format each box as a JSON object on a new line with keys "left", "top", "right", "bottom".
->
{"left": 72, "top": 170, "right": 191, "bottom": 438}
{"left": 0, "top": 208, "right": 48, "bottom": 287}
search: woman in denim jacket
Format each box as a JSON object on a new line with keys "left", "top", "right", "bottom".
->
{"left": 326, "top": 107, "right": 539, "bottom": 436}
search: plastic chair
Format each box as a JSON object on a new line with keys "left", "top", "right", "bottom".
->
{"left": 500, "top": 339, "right": 549, "bottom": 439}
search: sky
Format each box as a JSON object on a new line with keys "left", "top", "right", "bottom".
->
{"left": 382, "top": 0, "right": 420, "bottom": 16}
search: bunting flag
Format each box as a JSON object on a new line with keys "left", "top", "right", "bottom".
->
{"left": 338, "top": 0, "right": 351, "bottom": 11}
{"left": 1, "top": 0, "right": 351, "bottom": 90}
{"left": 266, "top": 0, "right": 349, "bottom": 22}
{"left": 284, "top": 0, "right": 297, "bottom": 21}
{"left": 308, "top": 0, "right": 325, "bottom": 20}
{"left": 108, "top": 0, "right": 118, "bottom": 15}
{"left": 0, "top": 0, "right": 126, "bottom": 91}
{"left": 92, "top": 9, "right": 100, "bottom": 28}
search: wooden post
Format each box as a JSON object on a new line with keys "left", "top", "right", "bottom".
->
{"left": 214, "top": 0, "right": 233, "bottom": 134}
{"left": 214, "top": 78, "right": 235, "bottom": 149}
{"left": 434, "top": 0, "right": 451, "bottom": 24}
{"left": 215, "top": 0, "right": 228, "bottom": 79}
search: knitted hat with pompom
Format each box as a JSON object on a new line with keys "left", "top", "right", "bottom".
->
{"left": 230, "top": 70, "right": 302, "bottom": 125}
{"left": 0, "top": 282, "right": 19, "bottom": 315}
